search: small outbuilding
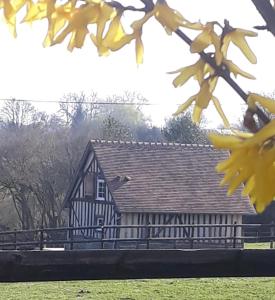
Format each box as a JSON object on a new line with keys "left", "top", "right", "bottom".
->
{"left": 63, "top": 140, "right": 254, "bottom": 249}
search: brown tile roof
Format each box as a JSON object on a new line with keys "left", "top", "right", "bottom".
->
{"left": 91, "top": 140, "right": 255, "bottom": 215}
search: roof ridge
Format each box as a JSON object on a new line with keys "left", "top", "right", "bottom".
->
{"left": 90, "top": 139, "right": 213, "bottom": 148}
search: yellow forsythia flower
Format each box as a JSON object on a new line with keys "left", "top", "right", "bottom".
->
{"left": 103, "top": 13, "right": 133, "bottom": 51}
{"left": 43, "top": 1, "right": 76, "bottom": 47}
{"left": 91, "top": 11, "right": 133, "bottom": 56}
{"left": 170, "top": 58, "right": 229, "bottom": 127}
{"left": 50, "top": 1, "right": 116, "bottom": 51}
{"left": 209, "top": 120, "right": 275, "bottom": 213}
{"left": 174, "top": 77, "right": 229, "bottom": 127}
{"left": 0, "top": 0, "right": 16, "bottom": 36}
{"left": 135, "top": 32, "right": 144, "bottom": 65}
{"left": 248, "top": 93, "right": 275, "bottom": 114}
{"left": 93, "top": 2, "right": 115, "bottom": 47}
{"left": 221, "top": 28, "right": 257, "bottom": 64}
{"left": 168, "top": 58, "right": 214, "bottom": 87}
{"left": 190, "top": 22, "right": 223, "bottom": 65}
{"left": 51, "top": 3, "right": 101, "bottom": 51}
{"left": 154, "top": 0, "right": 183, "bottom": 33}
{"left": 131, "top": 11, "right": 154, "bottom": 65}
{"left": 23, "top": 0, "right": 56, "bottom": 23}
{"left": 0, "top": 0, "right": 30, "bottom": 37}
{"left": 154, "top": 0, "right": 202, "bottom": 34}
{"left": 223, "top": 59, "right": 255, "bottom": 80}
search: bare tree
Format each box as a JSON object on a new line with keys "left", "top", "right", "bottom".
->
{"left": 0, "top": 119, "right": 71, "bottom": 228}
{"left": 58, "top": 92, "right": 99, "bottom": 126}
{"left": 0, "top": 99, "right": 37, "bottom": 128}
{"left": 0, "top": 93, "right": 164, "bottom": 229}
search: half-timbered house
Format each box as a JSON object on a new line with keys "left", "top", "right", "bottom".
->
{"left": 63, "top": 140, "right": 255, "bottom": 249}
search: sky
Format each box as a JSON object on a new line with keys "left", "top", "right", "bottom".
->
{"left": 0, "top": 0, "right": 274, "bottom": 128}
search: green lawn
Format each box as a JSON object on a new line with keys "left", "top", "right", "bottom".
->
{"left": 1, "top": 278, "right": 275, "bottom": 300}
{"left": 244, "top": 242, "right": 273, "bottom": 249}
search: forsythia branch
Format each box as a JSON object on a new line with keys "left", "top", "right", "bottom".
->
{"left": 175, "top": 28, "right": 270, "bottom": 126}
{"left": 107, "top": 0, "right": 154, "bottom": 12}
{"left": 251, "top": 0, "right": 275, "bottom": 36}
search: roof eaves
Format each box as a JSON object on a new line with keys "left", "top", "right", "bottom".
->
{"left": 117, "top": 208, "right": 256, "bottom": 215}
{"left": 90, "top": 139, "right": 213, "bottom": 149}
{"left": 62, "top": 141, "right": 94, "bottom": 209}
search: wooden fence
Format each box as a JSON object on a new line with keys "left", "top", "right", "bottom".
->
{"left": 0, "top": 224, "right": 275, "bottom": 281}
{"left": 0, "top": 223, "right": 274, "bottom": 250}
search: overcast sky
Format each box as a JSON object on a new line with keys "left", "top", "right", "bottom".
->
{"left": 0, "top": 0, "right": 274, "bottom": 127}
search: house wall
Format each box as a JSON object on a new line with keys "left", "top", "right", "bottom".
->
{"left": 119, "top": 212, "right": 242, "bottom": 243}
{"left": 69, "top": 151, "right": 118, "bottom": 239}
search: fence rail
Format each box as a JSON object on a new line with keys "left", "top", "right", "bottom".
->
{"left": 0, "top": 223, "right": 274, "bottom": 250}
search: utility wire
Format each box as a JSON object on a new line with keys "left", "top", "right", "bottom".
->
{"left": 0, "top": 98, "right": 161, "bottom": 106}
{"left": 0, "top": 98, "right": 149, "bottom": 105}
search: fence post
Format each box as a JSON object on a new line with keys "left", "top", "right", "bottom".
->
{"left": 14, "top": 229, "right": 17, "bottom": 250}
{"left": 101, "top": 226, "right": 105, "bottom": 249}
{"left": 224, "top": 223, "right": 228, "bottom": 248}
{"left": 233, "top": 222, "right": 237, "bottom": 248}
{"left": 39, "top": 227, "right": 44, "bottom": 250}
{"left": 114, "top": 226, "right": 118, "bottom": 249}
{"left": 146, "top": 224, "right": 151, "bottom": 249}
{"left": 270, "top": 221, "right": 274, "bottom": 249}
{"left": 190, "top": 223, "right": 194, "bottom": 249}
{"left": 69, "top": 228, "right": 74, "bottom": 250}
{"left": 173, "top": 225, "right": 177, "bottom": 249}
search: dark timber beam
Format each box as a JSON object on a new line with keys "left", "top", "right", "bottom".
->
{"left": 1, "top": 249, "right": 275, "bottom": 282}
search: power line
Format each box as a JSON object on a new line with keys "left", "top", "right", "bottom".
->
{"left": 0, "top": 98, "right": 162, "bottom": 106}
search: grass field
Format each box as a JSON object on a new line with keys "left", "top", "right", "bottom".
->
{"left": 1, "top": 278, "right": 275, "bottom": 300}
{"left": 244, "top": 242, "right": 272, "bottom": 249}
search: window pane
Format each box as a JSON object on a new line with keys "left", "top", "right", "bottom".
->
{"left": 97, "top": 180, "right": 105, "bottom": 199}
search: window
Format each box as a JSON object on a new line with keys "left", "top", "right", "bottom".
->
{"left": 95, "top": 216, "right": 104, "bottom": 235}
{"left": 96, "top": 217, "right": 104, "bottom": 227}
{"left": 96, "top": 179, "right": 105, "bottom": 200}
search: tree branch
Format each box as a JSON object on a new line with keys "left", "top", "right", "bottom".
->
{"left": 106, "top": 0, "right": 154, "bottom": 12}
{"left": 251, "top": 0, "right": 275, "bottom": 36}
{"left": 175, "top": 29, "right": 270, "bottom": 125}
{"left": 88, "top": 0, "right": 271, "bottom": 126}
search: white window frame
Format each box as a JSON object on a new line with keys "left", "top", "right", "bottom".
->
{"left": 96, "top": 179, "right": 105, "bottom": 200}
